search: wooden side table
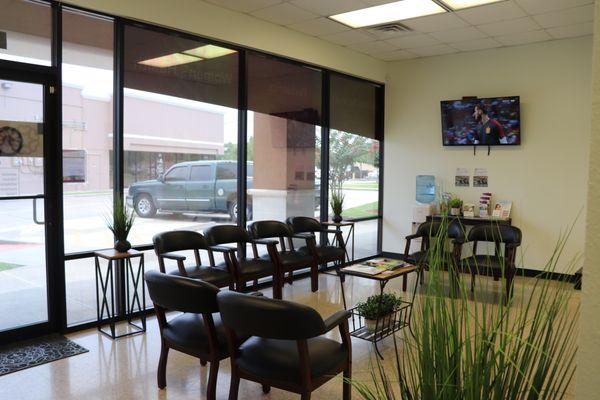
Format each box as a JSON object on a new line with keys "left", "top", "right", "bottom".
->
{"left": 322, "top": 221, "right": 355, "bottom": 262}
{"left": 94, "top": 249, "right": 146, "bottom": 339}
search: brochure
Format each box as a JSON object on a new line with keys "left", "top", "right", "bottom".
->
{"left": 492, "top": 201, "right": 512, "bottom": 219}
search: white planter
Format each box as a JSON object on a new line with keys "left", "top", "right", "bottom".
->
{"left": 450, "top": 207, "right": 461, "bottom": 216}
{"left": 364, "top": 314, "right": 393, "bottom": 332}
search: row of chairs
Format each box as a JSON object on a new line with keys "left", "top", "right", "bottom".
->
{"left": 145, "top": 271, "right": 352, "bottom": 400}
{"left": 152, "top": 217, "right": 347, "bottom": 299}
{"left": 404, "top": 221, "right": 522, "bottom": 298}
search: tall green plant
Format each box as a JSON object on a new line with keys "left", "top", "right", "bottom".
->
{"left": 330, "top": 191, "right": 345, "bottom": 216}
{"left": 351, "top": 218, "right": 579, "bottom": 400}
{"left": 105, "top": 198, "right": 135, "bottom": 241}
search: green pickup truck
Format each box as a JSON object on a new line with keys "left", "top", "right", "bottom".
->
{"left": 126, "top": 160, "right": 252, "bottom": 220}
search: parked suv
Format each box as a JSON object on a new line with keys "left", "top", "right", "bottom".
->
{"left": 126, "top": 160, "right": 252, "bottom": 220}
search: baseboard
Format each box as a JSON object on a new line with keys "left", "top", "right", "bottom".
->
{"left": 380, "top": 251, "right": 577, "bottom": 284}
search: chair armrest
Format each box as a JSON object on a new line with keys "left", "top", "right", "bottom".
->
{"left": 405, "top": 233, "right": 420, "bottom": 241}
{"left": 323, "top": 310, "right": 351, "bottom": 333}
{"left": 323, "top": 229, "right": 344, "bottom": 235}
{"left": 291, "top": 233, "right": 316, "bottom": 240}
{"left": 210, "top": 245, "right": 237, "bottom": 253}
{"left": 252, "top": 239, "right": 279, "bottom": 246}
{"left": 160, "top": 252, "right": 186, "bottom": 261}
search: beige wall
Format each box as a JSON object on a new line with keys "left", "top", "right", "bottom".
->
{"left": 383, "top": 36, "right": 592, "bottom": 273}
{"left": 577, "top": 2, "right": 600, "bottom": 398}
{"left": 62, "top": 0, "right": 386, "bottom": 83}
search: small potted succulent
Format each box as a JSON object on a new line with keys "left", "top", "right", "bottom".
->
{"left": 330, "top": 191, "right": 345, "bottom": 223}
{"left": 448, "top": 197, "right": 463, "bottom": 216}
{"left": 356, "top": 293, "right": 403, "bottom": 332}
{"left": 105, "top": 198, "right": 135, "bottom": 253}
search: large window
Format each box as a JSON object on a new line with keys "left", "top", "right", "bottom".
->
{"left": 247, "top": 53, "right": 321, "bottom": 223}
{"left": 122, "top": 25, "right": 239, "bottom": 245}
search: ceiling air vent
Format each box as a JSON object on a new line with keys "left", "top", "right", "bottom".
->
{"left": 368, "top": 23, "right": 412, "bottom": 34}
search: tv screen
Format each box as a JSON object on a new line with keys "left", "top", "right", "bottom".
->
{"left": 441, "top": 96, "right": 520, "bottom": 146}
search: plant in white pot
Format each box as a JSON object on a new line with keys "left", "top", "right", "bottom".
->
{"left": 356, "top": 293, "right": 402, "bottom": 332}
{"left": 448, "top": 197, "right": 462, "bottom": 216}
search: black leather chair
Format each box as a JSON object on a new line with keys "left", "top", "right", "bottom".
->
{"left": 248, "top": 220, "right": 318, "bottom": 294}
{"left": 217, "top": 291, "right": 352, "bottom": 400}
{"left": 144, "top": 270, "right": 237, "bottom": 400}
{"left": 460, "top": 224, "right": 522, "bottom": 298}
{"left": 286, "top": 216, "right": 346, "bottom": 282}
{"left": 204, "top": 224, "right": 281, "bottom": 299}
{"left": 404, "top": 221, "right": 464, "bottom": 288}
{"left": 153, "top": 230, "right": 233, "bottom": 289}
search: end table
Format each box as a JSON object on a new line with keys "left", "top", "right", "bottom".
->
{"left": 94, "top": 249, "right": 146, "bottom": 339}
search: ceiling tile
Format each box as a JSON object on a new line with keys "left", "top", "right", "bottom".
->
{"left": 532, "top": 4, "right": 594, "bottom": 29}
{"left": 386, "top": 34, "right": 441, "bottom": 49}
{"left": 348, "top": 40, "right": 398, "bottom": 55}
{"left": 495, "top": 29, "right": 552, "bottom": 46}
{"left": 455, "top": 1, "right": 526, "bottom": 25}
{"left": 451, "top": 37, "right": 502, "bottom": 51}
{"left": 321, "top": 29, "right": 376, "bottom": 45}
{"left": 362, "top": 25, "right": 417, "bottom": 40}
{"left": 409, "top": 44, "right": 459, "bottom": 57}
{"left": 205, "top": 0, "right": 283, "bottom": 13}
{"left": 376, "top": 49, "right": 419, "bottom": 61}
{"left": 430, "top": 26, "right": 487, "bottom": 43}
{"left": 362, "top": 0, "right": 399, "bottom": 5}
{"left": 402, "top": 13, "right": 469, "bottom": 33}
{"left": 546, "top": 22, "right": 594, "bottom": 39}
{"left": 290, "top": 0, "right": 367, "bottom": 16}
{"left": 478, "top": 16, "right": 540, "bottom": 36}
{"left": 250, "top": 3, "right": 318, "bottom": 26}
{"left": 288, "top": 17, "right": 350, "bottom": 36}
{"left": 514, "top": 0, "right": 593, "bottom": 15}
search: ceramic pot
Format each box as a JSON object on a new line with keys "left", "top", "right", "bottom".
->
{"left": 114, "top": 239, "right": 131, "bottom": 253}
{"left": 450, "top": 207, "right": 461, "bottom": 216}
{"left": 365, "top": 314, "right": 393, "bottom": 332}
{"left": 332, "top": 214, "right": 343, "bottom": 223}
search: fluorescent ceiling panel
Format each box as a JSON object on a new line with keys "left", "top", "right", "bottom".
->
{"left": 138, "top": 53, "right": 202, "bottom": 68}
{"left": 183, "top": 45, "right": 237, "bottom": 59}
{"left": 330, "top": 0, "right": 446, "bottom": 28}
{"left": 442, "top": 0, "right": 505, "bottom": 10}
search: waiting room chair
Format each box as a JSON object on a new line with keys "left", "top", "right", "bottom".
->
{"left": 217, "top": 290, "right": 352, "bottom": 400}
{"left": 286, "top": 216, "right": 346, "bottom": 284}
{"left": 204, "top": 224, "right": 281, "bottom": 298}
{"left": 144, "top": 270, "right": 237, "bottom": 400}
{"left": 153, "top": 230, "right": 233, "bottom": 289}
{"left": 460, "top": 224, "right": 522, "bottom": 298}
{"left": 248, "top": 220, "right": 318, "bottom": 294}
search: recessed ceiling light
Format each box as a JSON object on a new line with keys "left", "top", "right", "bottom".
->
{"left": 138, "top": 53, "right": 202, "bottom": 68}
{"left": 441, "top": 0, "right": 505, "bottom": 10}
{"left": 183, "top": 45, "right": 237, "bottom": 59}
{"left": 330, "top": 0, "right": 446, "bottom": 29}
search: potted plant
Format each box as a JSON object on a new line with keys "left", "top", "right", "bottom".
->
{"left": 448, "top": 197, "right": 462, "bottom": 216}
{"left": 356, "top": 293, "right": 402, "bottom": 332}
{"left": 105, "top": 198, "right": 135, "bottom": 253}
{"left": 330, "top": 191, "right": 345, "bottom": 223}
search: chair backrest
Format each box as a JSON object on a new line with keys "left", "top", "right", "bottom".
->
{"left": 248, "top": 220, "right": 292, "bottom": 239}
{"left": 286, "top": 216, "right": 322, "bottom": 234}
{"left": 415, "top": 221, "right": 442, "bottom": 238}
{"left": 467, "top": 224, "right": 522, "bottom": 247}
{"left": 145, "top": 270, "right": 219, "bottom": 314}
{"left": 447, "top": 221, "right": 466, "bottom": 241}
{"left": 153, "top": 230, "right": 209, "bottom": 255}
{"left": 217, "top": 291, "right": 326, "bottom": 340}
{"left": 205, "top": 224, "right": 250, "bottom": 245}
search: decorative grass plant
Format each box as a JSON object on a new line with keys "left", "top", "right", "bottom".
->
{"left": 105, "top": 198, "right": 135, "bottom": 252}
{"left": 351, "top": 218, "right": 579, "bottom": 400}
{"left": 331, "top": 190, "right": 345, "bottom": 223}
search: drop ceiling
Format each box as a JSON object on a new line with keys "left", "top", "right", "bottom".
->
{"left": 203, "top": 0, "right": 595, "bottom": 61}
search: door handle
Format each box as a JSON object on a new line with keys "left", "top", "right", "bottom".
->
{"left": 32, "top": 196, "right": 44, "bottom": 225}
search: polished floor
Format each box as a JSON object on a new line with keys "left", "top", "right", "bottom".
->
{"left": 0, "top": 272, "right": 579, "bottom": 400}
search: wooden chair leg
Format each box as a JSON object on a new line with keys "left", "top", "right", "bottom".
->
{"left": 200, "top": 359, "right": 207, "bottom": 366}
{"left": 310, "top": 263, "right": 318, "bottom": 292}
{"left": 228, "top": 369, "right": 240, "bottom": 400}
{"left": 262, "top": 384, "right": 271, "bottom": 394}
{"left": 343, "top": 367, "right": 351, "bottom": 400}
{"left": 207, "top": 360, "right": 219, "bottom": 400}
{"left": 402, "top": 274, "right": 407, "bottom": 292}
{"left": 288, "top": 271, "right": 293, "bottom": 284}
{"left": 253, "top": 279, "right": 258, "bottom": 290}
{"left": 157, "top": 341, "right": 169, "bottom": 389}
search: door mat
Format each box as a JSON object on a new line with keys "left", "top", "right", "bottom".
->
{"left": 0, "top": 334, "right": 88, "bottom": 376}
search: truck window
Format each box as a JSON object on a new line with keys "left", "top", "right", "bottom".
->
{"left": 191, "top": 165, "right": 211, "bottom": 181}
{"left": 216, "top": 163, "right": 237, "bottom": 180}
{"left": 165, "top": 166, "right": 189, "bottom": 182}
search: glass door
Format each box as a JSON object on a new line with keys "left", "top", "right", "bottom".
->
{"left": 0, "top": 77, "right": 50, "bottom": 333}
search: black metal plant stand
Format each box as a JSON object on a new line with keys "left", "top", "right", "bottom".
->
{"left": 94, "top": 249, "right": 146, "bottom": 339}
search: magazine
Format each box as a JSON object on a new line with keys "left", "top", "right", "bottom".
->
{"left": 363, "top": 258, "right": 407, "bottom": 271}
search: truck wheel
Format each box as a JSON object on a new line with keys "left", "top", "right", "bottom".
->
{"left": 135, "top": 194, "right": 157, "bottom": 218}
{"left": 228, "top": 201, "right": 252, "bottom": 221}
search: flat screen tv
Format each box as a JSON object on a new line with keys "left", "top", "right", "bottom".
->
{"left": 441, "top": 96, "right": 520, "bottom": 146}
